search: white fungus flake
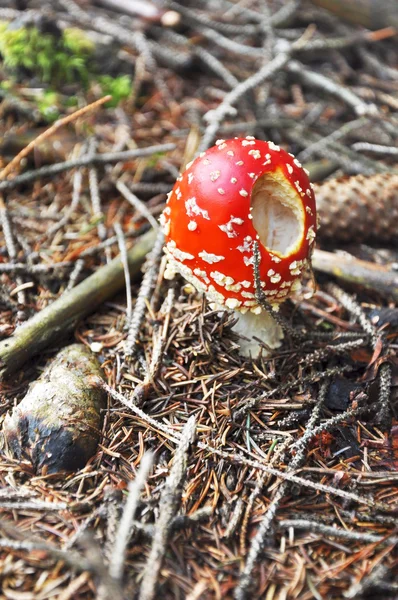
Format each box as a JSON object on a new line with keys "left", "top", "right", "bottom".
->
{"left": 219, "top": 216, "right": 244, "bottom": 238}
{"left": 237, "top": 237, "right": 252, "bottom": 253}
{"left": 210, "top": 170, "right": 221, "bottom": 182}
{"left": 188, "top": 221, "right": 197, "bottom": 231}
{"left": 267, "top": 142, "right": 280, "bottom": 152}
{"left": 241, "top": 140, "right": 256, "bottom": 146}
{"left": 239, "top": 189, "right": 249, "bottom": 197}
{"left": 236, "top": 160, "right": 244, "bottom": 166}
{"left": 230, "top": 177, "right": 238, "bottom": 184}
{"left": 248, "top": 149, "right": 261, "bottom": 159}
{"left": 306, "top": 225, "right": 316, "bottom": 242}
{"left": 185, "top": 197, "right": 210, "bottom": 220}
{"left": 188, "top": 173, "right": 194, "bottom": 184}
{"left": 217, "top": 188, "right": 225, "bottom": 195}
{"left": 198, "top": 250, "right": 225, "bottom": 264}
{"left": 226, "top": 298, "right": 242, "bottom": 309}
{"left": 210, "top": 271, "right": 234, "bottom": 287}
{"left": 270, "top": 273, "right": 282, "bottom": 283}
{"left": 287, "top": 164, "right": 293, "bottom": 174}
{"left": 243, "top": 255, "right": 254, "bottom": 267}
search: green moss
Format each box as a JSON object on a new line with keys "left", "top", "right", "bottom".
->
{"left": 98, "top": 74, "right": 133, "bottom": 107}
{"left": 0, "top": 23, "right": 95, "bottom": 86}
{"left": 0, "top": 22, "right": 134, "bottom": 119}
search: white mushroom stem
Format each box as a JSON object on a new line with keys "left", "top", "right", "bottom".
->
{"left": 230, "top": 308, "right": 283, "bottom": 357}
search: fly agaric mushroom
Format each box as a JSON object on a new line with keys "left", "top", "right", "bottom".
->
{"left": 160, "top": 137, "right": 317, "bottom": 356}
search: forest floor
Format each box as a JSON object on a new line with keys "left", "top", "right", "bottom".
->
{"left": 0, "top": 1, "right": 397, "bottom": 599}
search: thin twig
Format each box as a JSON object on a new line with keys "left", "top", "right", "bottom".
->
{"left": 138, "top": 416, "right": 196, "bottom": 600}
{"left": 109, "top": 452, "right": 153, "bottom": 581}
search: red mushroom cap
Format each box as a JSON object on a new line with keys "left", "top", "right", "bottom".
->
{"left": 161, "top": 137, "right": 316, "bottom": 313}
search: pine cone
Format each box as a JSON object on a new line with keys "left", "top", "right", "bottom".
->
{"left": 315, "top": 173, "right": 398, "bottom": 244}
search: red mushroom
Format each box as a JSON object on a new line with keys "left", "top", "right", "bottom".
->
{"left": 160, "top": 137, "right": 317, "bottom": 356}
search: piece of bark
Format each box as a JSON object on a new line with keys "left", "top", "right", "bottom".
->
{"left": 0, "top": 228, "right": 157, "bottom": 379}
{"left": 315, "top": 173, "right": 398, "bottom": 244}
{"left": 2, "top": 344, "right": 106, "bottom": 474}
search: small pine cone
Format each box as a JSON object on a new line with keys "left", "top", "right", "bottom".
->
{"left": 314, "top": 173, "right": 398, "bottom": 244}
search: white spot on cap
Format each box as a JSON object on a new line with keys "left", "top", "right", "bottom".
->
{"left": 225, "top": 298, "right": 241, "bottom": 309}
{"left": 241, "top": 280, "right": 251, "bottom": 288}
{"left": 287, "top": 164, "right": 293, "bottom": 174}
{"left": 193, "top": 267, "right": 210, "bottom": 284}
{"left": 248, "top": 149, "right": 261, "bottom": 159}
{"left": 188, "top": 221, "right": 197, "bottom": 231}
{"left": 210, "top": 271, "right": 234, "bottom": 287}
{"left": 219, "top": 216, "right": 244, "bottom": 238}
{"left": 267, "top": 269, "right": 275, "bottom": 277}
{"left": 173, "top": 248, "right": 194, "bottom": 262}
{"left": 185, "top": 197, "right": 210, "bottom": 220}
{"left": 239, "top": 189, "right": 248, "bottom": 197}
{"left": 270, "top": 273, "right": 281, "bottom": 283}
{"left": 271, "top": 255, "right": 281, "bottom": 263}
{"left": 231, "top": 177, "right": 238, "bottom": 184}
{"left": 237, "top": 237, "right": 252, "bottom": 253}
{"left": 293, "top": 158, "right": 302, "bottom": 168}
{"left": 218, "top": 188, "right": 225, "bottom": 195}
{"left": 227, "top": 150, "right": 234, "bottom": 156}
{"left": 210, "top": 170, "right": 221, "bottom": 182}
{"left": 236, "top": 161, "right": 244, "bottom": 166}
{"left": 243, "top": 255, "right": 254, "bottom": 266}
{"left": 215, "top": 139, "right": 225, "bottom": 146}
{"left": 186, "top": 160, "right": 193, "bottom": 169}
{"left": 242, "top": 140, "right": 255, "bottom": 146}
{"left": 188, "top": 173, "right": 194, "bottom": 184}
{"left": 267, "top": 142, "right": 280, "bottom": 152}
{"left": 306, "top": 225, "right": 316, "bottom": 242}
{"left": 199, "top": 250, "right": 225, "bottom": 264}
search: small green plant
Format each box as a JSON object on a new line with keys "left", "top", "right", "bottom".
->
{"left": 36, "top": 90, "right": 60, "bottom": 122}
{"left": 98, "top": 75, "right": 133, "bottom": 107}
{"left": 0, "top": 22, "right": 94, "bottom": 86}
{"left": 0, "top": 21, "right": 134, "bottom": 120}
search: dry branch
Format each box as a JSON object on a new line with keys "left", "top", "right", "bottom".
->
{"left": 0, "top": 229, "right": 157, "bottom": 378}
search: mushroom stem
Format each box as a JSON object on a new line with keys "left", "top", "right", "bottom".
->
{"left": 230, "top": 309, "right": 284, "bottom": 357}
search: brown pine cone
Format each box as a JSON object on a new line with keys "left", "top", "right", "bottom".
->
{"left": 314, "top": 173, "right": 398, "bottom": 244}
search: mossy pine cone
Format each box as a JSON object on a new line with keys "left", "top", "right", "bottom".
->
{"left": 315, "top": 173, "right": 398, "bottom": 243}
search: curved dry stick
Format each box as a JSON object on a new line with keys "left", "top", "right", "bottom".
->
{"left": 0, "top": 229, "right": 157, "bottom": 379}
